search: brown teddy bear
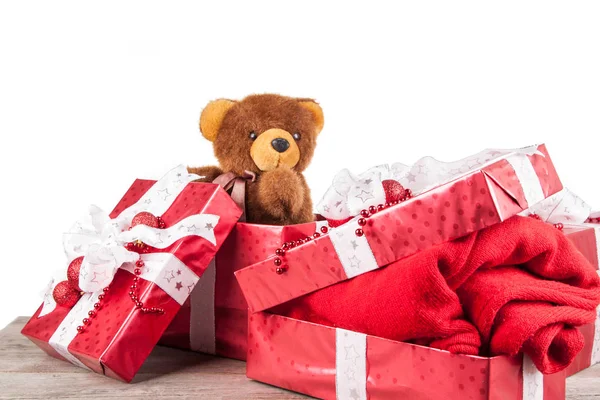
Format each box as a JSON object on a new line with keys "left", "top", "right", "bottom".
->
{"left": 188, "top": 94, "right": 324, "bottom": 225}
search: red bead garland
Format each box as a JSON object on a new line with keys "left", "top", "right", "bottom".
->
{"left": 76, "top": 286, "right": 109, "bottom": 334}
{"left": 76, "top": 215, "right": 168, "bottom": 334}
{"left": 528, "top": 214, "right": 564, "bottom": 231}
{"left": 586, "top": 217, "right": 600, "bottom": 224}
{"left": 272, "top": 188, "right": 415, "bottom": 275}
{"left": 127, "top": 257, "right": 165, "bottom": 315}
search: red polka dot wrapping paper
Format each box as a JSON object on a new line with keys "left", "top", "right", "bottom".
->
{"left": 246, "top": 312, "right": 567, "bottom": 400}
{"left": 235, "top": 144, "right": 564, "bottom": 314}
{"left": 243, "top": 223, "right": 599, "bottom": 399}
{"left": 160, "top": 219, "right": 326, "bottom": 361}
{"left": 21, "top": 179, "right": 242, "bottom": 382}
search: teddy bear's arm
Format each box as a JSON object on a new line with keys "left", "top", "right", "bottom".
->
{"left": 187, "top": 165, "right": 223, "bottom": 182}
{"left": 254, "top": 167, "right": 308, "bottom": 221}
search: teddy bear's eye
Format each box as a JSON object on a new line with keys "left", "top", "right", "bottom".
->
{"left": 249, "top": 131, "right": 257, "bottom": 141}
{"left": 293, "top": 132, "right": 301, "bottom": 141}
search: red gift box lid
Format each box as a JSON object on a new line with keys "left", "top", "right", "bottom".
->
{"left": 22, "top": 167, "right": 243, "bottom": 382}
{"left": 235, "top": 144, "right": 563, "bottom": 313}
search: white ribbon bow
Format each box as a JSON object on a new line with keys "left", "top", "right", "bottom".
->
{"left": 316, "top": 145, "right": 544, "bottom": 221}
{"left": 39, "top": 165, "right": 219, "bottom": 317}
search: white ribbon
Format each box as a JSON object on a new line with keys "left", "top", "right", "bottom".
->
{"left": 39, "top": 164, "right": 217, "bottom": 316}
{"left": 335, "top": 328, "right": 367, "bottom": 400}
{"left": 329, "top": 217, "right": 378, "bottom": 279}
{"left": 523, "top": 188, "right": 592, "bottom": 224}
{"left": 316, "top": 145, "right": 545, "bottom": 221}
{"left": 522, "top": 354, "right": 544, "bottom": 400}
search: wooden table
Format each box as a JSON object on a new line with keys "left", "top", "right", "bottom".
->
{"left": 1, "top": 317, "right": 599, "bottom": 399}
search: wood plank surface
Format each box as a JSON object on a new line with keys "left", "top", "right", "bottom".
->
{"left": 1, "top": 317, "right": 598, "bottom": 399}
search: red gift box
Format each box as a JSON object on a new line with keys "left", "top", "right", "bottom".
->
{"left": 236, "top": 144, "right": 562, "bottom": 314}
{"left": 160, "top": 219, "right": 330, "bottom": 360}
{"left": 21, "top": 167, "right": 242, "bottom": 382}
{"left": 563, "top": 223, "right": 600, "bottom": 377}
{"left": 233, "top": 145, "right": 580, "bottom": 399}
{"left": 246, "top": 313, "right": 567, "bottom": 400}
{"left": 237, "top": 224, "right": 596, "bottom": 400}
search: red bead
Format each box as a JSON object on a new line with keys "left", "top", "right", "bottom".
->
{"left": 355, "top": 229, "right": 364, "bottom": 237}
{"left": 320, "top": 226, "right": 329, "bottom": 233}
{"left": 368, "top": 206, "right": 377, "bottom": 214}
{"left": 136, "top": 302, "right": 143, "bottom": 308}
{"left": 360, "top": 210, "right": 370, "bottom": 218}
{"left": 76, "top": 326, "right": 84, "bottom": 333}
{"left": 313, "top": 232, "right": 321, "bottom": 239}
{"left": 129, "top": 291, "right": 135, "bottom": 296}
{"left": 282, "top": 243, "right": 290, "bottom": 250}
{"left": 274, "top": 258, "right": 282, "bottom": 266}
{"left": 136, "top": 260, "right": 145, "bottom": 267}
{"left": 98, "top": 294, "right": 105, "bottom": 300}
{"left": 296, "top": 239, "right": 304, "bottom": 246}
{"left": 275, "top": 249, "right": 285, "bottom": 257}
{"left": 134, "top": 268, "right": 141, "bottom": 275}
{"left": 305, "top": 236, "right": 312, "bottom": 241}
{"left": 133, "top": 277, "right": 139, "bottom": 282}
{"left": 88, "top": 310, "right": 95, "bottom": 317}
{"left": 82, "top": 318, "right": 89, "bottom": 324}
{"left": 131, "top": 212, "right": 160, "bottom": 229}
{"left": 67, "top": 256, "right": 84, "bottom": 291}
{"left": 103, "top": 287, "right": 110, "bottom": 293}
{"left": 94, "top": 303, "right": 101, "bottom": 309}
{"left": 276, "top": 267, "right": 284, "bottom": 274}
{"left": 377, "top": 204, "right": 385, "bottom": 211}
{"left": 357, "top": 218, "right": 367, "bottom": 226}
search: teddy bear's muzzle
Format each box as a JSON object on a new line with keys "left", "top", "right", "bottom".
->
{"left": 250, "top": 128, "right": 300, "bottom": 172}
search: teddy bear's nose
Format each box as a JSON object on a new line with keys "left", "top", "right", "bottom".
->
{"left": 271, "top": 138, "right": 290, "bottom": 153}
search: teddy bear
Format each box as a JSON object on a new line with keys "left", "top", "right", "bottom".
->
{"left": 188, "top": 94, "right": 324, "bottom": 225}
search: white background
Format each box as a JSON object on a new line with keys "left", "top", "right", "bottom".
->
{"left": 0, "top": 1, "right": 599, "bottom": 330}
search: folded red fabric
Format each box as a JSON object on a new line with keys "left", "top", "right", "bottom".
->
{"left": 273, "top": 244, "right": 482, "bottom": 355}
{"left": 274, "top": 216, "right": 600, "bottom": 374}
{"left": 453, "top": 216, "right": 600, "bottom": 374}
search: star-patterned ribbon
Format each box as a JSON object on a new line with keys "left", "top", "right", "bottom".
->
{"left": 39, "top": 165, "right": 220, "bottom": 317}
{"left": 522, "top": 187, "right": 592, "bottom": 224}
{"left": 316, "top": 145, "right": 546, "bottom": 221}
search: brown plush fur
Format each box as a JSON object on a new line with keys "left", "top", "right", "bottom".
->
{"left": 188, "top": 94, "right": 323, "bottom": 225}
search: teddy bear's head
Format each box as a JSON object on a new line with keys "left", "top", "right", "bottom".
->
{"left": 199, "top": 94, "right": 324, "bottom": 176}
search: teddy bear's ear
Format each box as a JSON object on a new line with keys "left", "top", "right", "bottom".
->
{"left": 199, "top": 99, "right": 236, "bottom": 142}
{"left": 297, "top": 99, "right": 324, "bottom": 135}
